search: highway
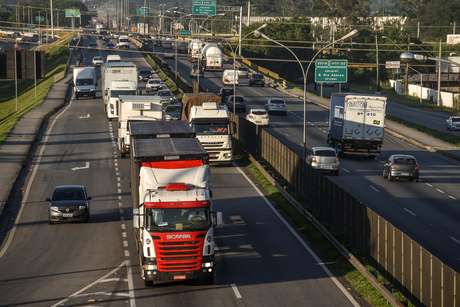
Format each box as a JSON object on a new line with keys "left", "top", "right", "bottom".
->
{"left": 0, "top": 35, "right": 359, "bottom": 306}
{"left": 154, "top": 43, "right": 460, "bottom": 271}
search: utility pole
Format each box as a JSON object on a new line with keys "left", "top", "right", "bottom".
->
{"left": 436, "top": 40, "right": 442, "bottom": 106}
{"left": 375, "top": 34, "right": 380, "bottom": 92}
{"left": 238, "top": 6, "right": 242, "bottom": 56}
{"left": 34, "top": 50, "right": 37, "bottom": 97}
{"left": 50, "top": 0, "right": 54, "bottom": 38}
{"left": 246, "top": 0, "right": 250, "bottom": 26}
{"left": 417, "top": 21, "right": 420, "bottom": 39}
{"left": 14, "top": 44, "right": 18, "bottom": 112}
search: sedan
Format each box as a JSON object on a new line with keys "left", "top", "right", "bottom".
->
{"left": 246, "top": 108, "right": 269, "bottom": 126}
{"left": 249, "top": 73, "right": 265, "bottom": 87}
{"left": 92, "top": 56, "right": 104, "bottom": 66}
{"left": 47, "top": 185, "right": 91, "bottom": 223}
{"left": 307, "top": 147, "right": 340, "bottom": 175}
{"left": 138, "top": 69, "right": 153, "bottom": 81}
{"left": 446, "top": 116, "right": 460, "bottom": 130}
{"left": 265, "top": 98, "right": 287, "bottom": 115}
{"left": 226, "top": 95, "right": 246, "bottom": 113}
{"left": 145, "top": 78, "right": 164, "bottom": 92}
{"left": 383, "top": 154, "right": 419, "bottom": 182}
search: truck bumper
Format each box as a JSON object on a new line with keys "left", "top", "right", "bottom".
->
{"left": 208, "top": 149, "right": 233, "bottom": 163}
{"left": 143, "top": 257, "right": 215, "bottom": 283}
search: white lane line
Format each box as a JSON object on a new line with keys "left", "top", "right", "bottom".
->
{"left": 436, "top": 188, "right": 445, "bottom": 194}
{"left": 450, "top": 236, "right": 460, "bottom": 245}
{"left": 127, "top": 260, "right": 136, "bottom": 307}
{"left": 235, "top": 166, "right": 359, "bottom": 307}
{"left": 124, "top": 250, "right": 130, "bottom": 257}
{"left": 79, "top": 113, "right": 90, "bottom": 119}
{"left": 231, "top": 283, "right": 242, "bottom": 299}
{"left": 425, "top": 183, "right": 433, "bottom": 187}
{"left": 403, "top": 208, "right": 417, "bottom": 217}
{"left": 0, "top": 96, "right": 75, "bottom": 259}
{"left": 123, "top": 241, "right": 128, "bottom": 247}
{"left": 117, "top": 188, "right": 122, "bottom": 194}
{"left": 121, "top": 224, "right": 126, "bottom": 230}
{"left": 118, "top": 195, "right": 122, "bottom": 200}
{"left": 51, "top": 261, "right": 129, "bottom": 307}
{"left": 341, "top": 168, "right": 350, "bottom": 173}
{"left": 118, "top": 201, "right": 123, "bottom": 207}
{"left": 116, "top": 171, "right": 120, "bottom": 177}
{"left": 369, "top": 185, "right": 380, "bottom": 193}
{"left": 448, "top": 195, "right": 457, "bottom": 200}
{"left": 71, "top": 161, "right": 90, "bottom": 171}
{"left": 122, "top": 232, "right": 127, "bottom": 238}
{"left": 114, "top": 161, "right": 118, "bottom": 167}
{"left": 117, "top": 182, "right": 121, "bottom": 188}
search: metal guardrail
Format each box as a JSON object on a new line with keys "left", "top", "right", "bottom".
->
{"left": 231, "top": 114, "right": 460, "bottom": 307}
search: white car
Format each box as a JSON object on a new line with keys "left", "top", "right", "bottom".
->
{"left": 92, "top": 56, "right": 104, "bottom": 66}
{"left": 308, "top": 147, "right": 340, "bottom": 175}
{"left": 246, "top": 108, "right": 269, "bottom": 126}
{"left": 145, "top": 78, "right": 164, "bottom": 92}
{"left": 446, "top": 116, "right": 460, "bottom": 130}
{"left": 265, "top": 98, "right": 287, "bottom": 115}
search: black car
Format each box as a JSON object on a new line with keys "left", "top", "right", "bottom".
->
{"left": 226, "top": 95, "right": 246, "bottom": 113}
{"left": 249, "top": 73, "right": 265, "bottom": 87}
{"left": 47, "top": 185, "right": 91, "bottom": 223}
{"left": 106, "top": 41, "right": 115, "bottom": 49}
{"left": 219, "top": 87, "right": 235, "bottom": 104}
{"left": 138, "top": 69, "right": 153, "bottom": 81}
{"left": 383, "top": 154, "right": 420, "bottom": 182}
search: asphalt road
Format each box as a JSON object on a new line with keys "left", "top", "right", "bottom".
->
{"left": 155, "top": 44, "right": 460, "bottom": 271}
{"left": 0, "top": 35, "right": 358, "bottom": 306}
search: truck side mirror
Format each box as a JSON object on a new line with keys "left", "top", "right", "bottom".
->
{"left": 216, "top": 212, "right": 223, "bottom": 227}
{"left": 133, "top": 208, "right": 139, "bottom": 229}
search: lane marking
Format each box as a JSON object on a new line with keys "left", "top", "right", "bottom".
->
{"left": 71, "top": 161, "right": 90, "bottom": 171}
{"left": 122, "top": 232, "right": 127, "bottom": 238}
{"left": 121, "top": 224, "right": 126, "bottom": 230}
{"left": 123, "top": 241, "right": 128, "bottom": 247}
{"left": 127, "top": 260, "right": 136, "bottom": 307}
{"left": 403, "top": 208, "right": 417, "bottom": 217}
{"left": 436, "top": 188, "right": 445, "bottom": 194}
{"left": 450, "top": 236, "right": 460, "bottom": 245}
{"left": 79, "top": 113, "right": 91, "bottom": 119}
{"left": 341, "top": 168, "right": 350, "bottom": 173}
{"left": 448, "top": 195, "right": 457, "bottom": 200}
{"left": 0, "top": 96, "right": 75, "bottom": 259}
{"left": 369, "top": 185, "right": 380, "bottom": 193}
{"left": 117, "top": 188, "right": 122, "bottom": 194}
{"left": 231, "top": 283, "right": 242, "bottom": 299}
{"left": 51, "top": 261, "right": 130, "bottom": 307}
{"left": 235, "top": 166, "right": 359, "bottom": 307}
{"left": 425, "top": 183, "right": 433, "bottom": 187}
{"left": 124, "top": 250, "right": 130, "bottom": 257}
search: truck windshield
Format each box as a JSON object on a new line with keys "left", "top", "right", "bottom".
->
{"left": 110, "top": 90, "right": 137, "bottom": 97}
{"left": 192, "top": 123, "right": 229, "bottom": 135}
{"left": 76, "top": 79, "right": 94, "bottom": 86}
{"left": 146, "top": 207, "right": 211, "bottom": 231}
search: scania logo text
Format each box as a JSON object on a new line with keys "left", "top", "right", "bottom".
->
{"left": 166, "top": 234, "right": 192, "bottom": 240}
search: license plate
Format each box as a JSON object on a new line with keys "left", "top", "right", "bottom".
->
{"left": 62, "top": 213, "right": 73, "bottom": 218}
{"left": 401, "top": 172, "right": 410, "bottom": 176}
{"left": 173, "top": 275, "right": 186, "bottom": 280}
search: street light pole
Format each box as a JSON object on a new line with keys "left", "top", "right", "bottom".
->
{"left": 254, "top": 28, "right": 358, "bottom": 159}
{"left": 436, "top": 40, "right": 442, "bottom": 106}
{"left": 50, "top": 0, "right": 54, "bottom": 39}
{"left": 375, "top": 34, "right": 380, "bottom": 92}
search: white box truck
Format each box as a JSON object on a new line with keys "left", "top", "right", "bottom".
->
{"left": 106, "top": 80, "right": 138, "bottom": 120}
{"left": 202, "top": 43, "right": 223, "bottom": 71}
{"left": 222, "top": 69, "right": 239, "bottom": 86}
{"left": 117, "top": 95, "right": 164, "bottom": 156}
{"left": 117, "top": 35, "right": 130, "bottom": 49}
{"left": 188, "top": 102, "right": 232, "bottom": 163}
{"left": 73, "top": 67, "right": 96, "bottom": 99}
{"left": 188, "top": 39, "right": 203, "bottom": 62}
{"left": 327, "top": 93, "right": 387, "bottom": 157}
{"left": 101, "top": 61, "right": 138, "bottom": 106}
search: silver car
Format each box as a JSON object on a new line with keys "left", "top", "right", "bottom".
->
{"left": 265, "top": 98, "right": 287, "bottom": 115}
{"left": 308, "top": 147, "right": 340, "bottom": 175}
{"left": 47, "top": 185, "right": 91, "bottom": 224}
{"left": 446, "top": 116, "right": 460, "bottom": 130}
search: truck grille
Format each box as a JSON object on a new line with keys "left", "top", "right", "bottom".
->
{"left": 201, "top": 142, "right": 224, "bottom": 149}
{"left": 155, "top": 240, "right": 203, "bottom": 272}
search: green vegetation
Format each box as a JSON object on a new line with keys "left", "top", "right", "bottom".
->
{"left": 0, "top": 80, "right": 35, "bottom": 103}
{"left": 39, "top": 32, "right": 73, "bottom": 73}
{"left": 238, "top": 154, "right": 414, "bottom": 306}
{"left": 0, "top": 64, "right": 66, "bottom": 141}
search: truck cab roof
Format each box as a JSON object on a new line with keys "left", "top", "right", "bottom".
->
{"left": 189, "top": 102, "right": 229, "bottom": 121}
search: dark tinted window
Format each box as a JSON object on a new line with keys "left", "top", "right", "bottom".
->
{"left": 252, "top": 74, "right": 263, "bottom": 80}
{"left": 232, "top": 96, "right": 244, "bottom": 103}
{"left": 393, "top": 157, "right": 416, "bottom": 165}
{"left": 252, "top": 110, "right": 267, "bottom": 115}
{"left": 451, "top": 117, "right": 460, "bottom": 122}
{"left": 52, "top": 188, "right": 85, "bottom": 201}
{"left": 270, "top": 99, "right": 284, "bottom": 104}
{"left": 314, "top": 150, "right": 336, "bottom": 157}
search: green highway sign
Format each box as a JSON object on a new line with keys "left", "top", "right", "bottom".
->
{"left": 179, "top": 29, "right": 191, "bottom": 36}
{"left": 65, "top": 9, "right": 81, "bottom": 18}
{"left": 192, "top": 0, "right": 216, "bottom": 16}
{"left": 315, "top": 59, "right": 348, "bottom": 83}
{"left": 136, "top": 7, "right": 148, "bottom": 16}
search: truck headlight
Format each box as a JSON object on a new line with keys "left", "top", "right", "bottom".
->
{"left": 50, "top": 206, "right": 59, "bottom": 212}
{"left": 202, "top": 262, "right": 213, "bottom": 268}
{"left": 79, "top": 205, "right": 87, "bottom": 210}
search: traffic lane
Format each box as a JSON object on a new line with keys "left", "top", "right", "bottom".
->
{"left": 0, "top": 95, "right": 126, "bottom": 306}
{"left": 387, "top": 100, "right": 460, "bottom": 136}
